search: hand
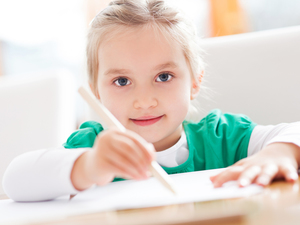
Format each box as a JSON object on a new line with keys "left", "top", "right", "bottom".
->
{"left": 71, "top": 128, "right": 155, "bottom": 191}
{"left": 210, "top": 143, "right": 300, "bottom": 188}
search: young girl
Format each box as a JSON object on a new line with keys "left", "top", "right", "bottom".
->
{"left": 3, "top": 0, "right": 300, "bottom": 202}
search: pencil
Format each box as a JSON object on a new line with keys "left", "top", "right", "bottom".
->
{"left": 78, "top": 86, "right": 177, "bottom": 195}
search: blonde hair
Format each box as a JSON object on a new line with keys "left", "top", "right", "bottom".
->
{"left": 87, "top": 0, "right": 205, "bottom": 96}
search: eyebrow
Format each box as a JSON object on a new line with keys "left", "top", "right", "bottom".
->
{"left": 104, "top": 61, "right": 178, "bottom": 76}
{"left": 153, "top": 61, "right": 178, "bottom": 71}
{"left": 104, "top": 68, "right": 130, "bottom": 76}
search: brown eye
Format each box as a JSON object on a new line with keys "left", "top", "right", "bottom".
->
{"left": 156, "top": 73, "right": 172, "bottom": 82}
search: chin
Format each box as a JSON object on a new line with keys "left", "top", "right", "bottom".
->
{"left": 137, "top": 131, "right": 161, "bottom": 143}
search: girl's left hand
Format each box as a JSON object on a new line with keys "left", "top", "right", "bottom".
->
{"left": 210, "top": 142, "right": 300, "bottom": 188}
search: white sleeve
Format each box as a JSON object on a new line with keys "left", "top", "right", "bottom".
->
{"left": 248, "top": 122, "right": 300, "bottom": 156}
{"left": 2, "top": 147, "right": 89, "bottom": 202}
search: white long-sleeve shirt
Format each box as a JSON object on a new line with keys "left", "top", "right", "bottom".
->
{"left": 3, "top": 122, "right": 300, "bottom": 202}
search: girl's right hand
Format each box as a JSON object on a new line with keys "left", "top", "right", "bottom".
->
{"left": 71, "top": 128, "right": 155, "bottom": 191}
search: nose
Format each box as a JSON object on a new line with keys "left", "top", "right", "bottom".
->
{"left": 133, "top": 89, "right": 158, "bottom": 110}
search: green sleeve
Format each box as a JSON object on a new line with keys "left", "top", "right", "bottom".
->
{"left": 63, "top": 121, "right": 104, "bottom": 149}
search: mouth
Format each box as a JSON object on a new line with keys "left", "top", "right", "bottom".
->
{"left": 130, "top": 115, "right": 164, "bottom": 126}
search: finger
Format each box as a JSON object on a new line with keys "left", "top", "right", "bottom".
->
{"left": 210, "top": 157, "right": 250, "bottom": 183}
{"left": 104, "top": 163, "right": 139, "bottom": 181}
{"left": 209, "top": 159, "right": 245, "bottom": 182}
{"left": 234, "top": 157, "right": 248, "bottom": 166}
{"left": 210, "top": 171, "right": 224, "bottom": 182}
{"left": 109, "top": 162, "right": 146, "bottom": 180}
{"left": 95, "top": 174, "right": 114, "bottom": 186}
{"left": 105, "top": 150, "right": 147, "bottom": 180}
{"left": 209, "top": 175, "right": 217, "bottom": 182}
{"left": 256, "top": 164, "right": 278, "bottom": 186}
{"left": 124, "top": 130, "right": 155, "bottom": 163}
{"left": 112, "top": 134, "right": 149, "bottom": 174}
{"left": 238, "top": 166, "right": 261, "bottom": 187}
{"left": 210, "top": 158, "right": 248, "bottom": 182}
{"left": 106, "top": 157, "right": 140, "bottom": 180}
{"left": 279, "top": 164, "right": 298, "bottom": 182}
{"left": 212, "top": 166, "right": 244, "bottom": 187}
{"left": 113, "top": 131, "right": 151, "bottom": 170}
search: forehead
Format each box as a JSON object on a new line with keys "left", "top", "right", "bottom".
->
{"left": 97, "top": 25, "right": 188, "bottom": 74}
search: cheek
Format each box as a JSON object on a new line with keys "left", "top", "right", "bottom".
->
{"left": 174, "top": 93, "right": 190, "bottom": 117}
{"left": 164, "top": 82, "right": 191, "bottom": 118}
{"left": 97, "top": 87, "right": 129, "bottom": 121}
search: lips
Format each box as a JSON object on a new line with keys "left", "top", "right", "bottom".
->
{"left": 130, "top": 115, "right": 164, "bottom": 126}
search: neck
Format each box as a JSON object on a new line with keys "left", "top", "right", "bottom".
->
{"left": 153, "top": 125, "right": 183, "bottom": 152}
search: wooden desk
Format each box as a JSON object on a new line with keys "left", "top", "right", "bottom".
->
{"left": 1, "top": 178, "right": 300, "bottom": 225}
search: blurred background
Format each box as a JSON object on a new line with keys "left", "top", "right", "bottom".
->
{"left": 0, "top": 0, "right": 300, "bottom": 124}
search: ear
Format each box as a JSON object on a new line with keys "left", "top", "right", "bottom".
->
{"left": 89, "top": 82, "right": 101, "bottom": 100}
{"left": 190, "top": 72, "right": 203, "bottom": 100}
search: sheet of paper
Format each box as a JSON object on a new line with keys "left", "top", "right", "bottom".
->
{"left": 0, "top": 169, "right": 263, "bottom": 224}
{"left": 72, "top": 168, "right": 263, "bottom": 211}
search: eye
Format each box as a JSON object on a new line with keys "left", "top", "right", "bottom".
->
{"left": 114, "top": 77, "right": 131, "bottom": 86}
{"left": 156, "top": 73, "right": 173, "bottom": 82}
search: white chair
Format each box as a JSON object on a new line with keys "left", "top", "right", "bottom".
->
{"left": 0, "top": 70, "right": 77, "bottom": 195}
{"left": 192, "top": 26, "right": 300, "bottom": 125}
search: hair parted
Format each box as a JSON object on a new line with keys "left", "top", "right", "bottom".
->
{"left": 86, "top": 0, "right": 205, "bottom": 95}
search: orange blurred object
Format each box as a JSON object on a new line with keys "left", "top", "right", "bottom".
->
{"left": 209, "top": 0, "right": 249, "bottom": 37}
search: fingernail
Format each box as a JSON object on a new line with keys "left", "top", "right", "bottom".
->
{"left": 239, "top": 178, "right": 250, "bottom": 187}
{"left": 140, "top": 170, "right": 148, "bottom": 179}
{"left": 146, "top": 171, "right": 152, "bottom": 177}
{"left": 257, "top": 176, "right": 269, "bottom": 186}
{"left": 289, "top": 173, "right": 298, "bottom": 181}
{"left": 213, "top": 182, "right": 220, "bottom": 188}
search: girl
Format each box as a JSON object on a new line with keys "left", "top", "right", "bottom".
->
{"left": 3, "top": 0, "right": 300, "bottom": 202}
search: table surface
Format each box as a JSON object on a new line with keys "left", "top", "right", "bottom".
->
{"left": 1, "top": 178, "right": 300, "bottom": 225}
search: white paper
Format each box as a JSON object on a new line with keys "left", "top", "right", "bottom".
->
{"left": 0, "top": 169, "right": 263, "bottom": 224}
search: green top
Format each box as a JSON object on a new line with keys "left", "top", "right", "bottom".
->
{"left": 64, "top": 109, "right": 256, "bottom": 180}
